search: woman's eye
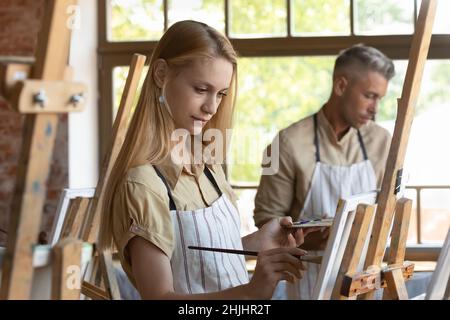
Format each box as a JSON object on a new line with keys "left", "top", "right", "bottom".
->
{"left": 218, "top": 92, "right": 227, "bottom": 97}
{"left": 195, "top": 87, "right": 207, "bottom": 93}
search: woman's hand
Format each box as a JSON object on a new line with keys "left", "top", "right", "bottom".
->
{"left": 244, "top": 247, "right": 308, "bottom": 299}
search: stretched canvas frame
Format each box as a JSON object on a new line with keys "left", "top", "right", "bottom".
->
{"left": 312, "top": 191, "right": 378, "bottom": 300}
{"left": 50, "top": 188, "right": 95, "bottom": 246}
{"left": 425, "top": 228, "right": 450, "bottom": 300}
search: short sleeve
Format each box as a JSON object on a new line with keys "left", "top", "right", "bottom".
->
{"left": 112, "top": 180, "right": 174, "bottom": 263}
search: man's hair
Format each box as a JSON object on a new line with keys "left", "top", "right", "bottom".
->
{"left": 333, "top": 44, "right": 395, "bottom": 81}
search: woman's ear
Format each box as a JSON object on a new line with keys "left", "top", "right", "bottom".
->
{"left": 153, "top": 59, "right": 168, "bottom": 88}
{"left": 333, "top": 75, "right": 348, "bottom": 97}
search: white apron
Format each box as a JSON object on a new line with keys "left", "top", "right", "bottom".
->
{"left": 286, "top": 113, "right": 377, "bottom": 299}
{"left": 154, "top": 166, "right": 249, "bottom": 294}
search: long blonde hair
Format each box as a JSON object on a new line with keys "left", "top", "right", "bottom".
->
{"left": 99, "top": 20, "right": 238, "bottom": 250}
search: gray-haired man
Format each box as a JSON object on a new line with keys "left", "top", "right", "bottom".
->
{"left": 254, "top": 45, "right": 395, "bottom": 299}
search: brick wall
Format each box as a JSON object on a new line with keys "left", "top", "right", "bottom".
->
{"left": 0, "top": 0, "right": 68, "bottom": 246}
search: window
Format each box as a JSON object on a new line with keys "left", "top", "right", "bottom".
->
{"left": 109, "top": 0, "right": 164, "bottom": 41}
{"left": 354, "top": 0, "right": 415, "bottom": 35}
{"left": 99, "top": 0, "right": 450, "bottom": 246}
{"left": 291, "top": 0, "right": 351, "bottom": 36}
{"left": 229, "top": 0, "right": 287, "bottom": 38}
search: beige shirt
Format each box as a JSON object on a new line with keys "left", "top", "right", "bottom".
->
{"left": 254, "top": 108, "right": 391, "bottom": 227}
{"left": 111, "top": 157, "right": 238, "bottom": 286}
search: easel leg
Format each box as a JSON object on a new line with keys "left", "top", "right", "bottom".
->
{"left": 444, "top": 279, "right": 450, "bottom": 300}
{"left": 384, "top": 268, "right": 409, "bottom": 300}
{"left": 51, "top": 238, "right": 83, "bottom": 300}
{"left": 99, "top": 251, "right": 121, "bottom": 300}
{"left": 382, "top": 198, "right": 412, "bottom": 300}
{"left": 331, "top": 204, "right": 375, "bottom": 300}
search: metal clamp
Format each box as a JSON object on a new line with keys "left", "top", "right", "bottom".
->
{"left": 69, "top": 93, "right": 84, "bottom": 107}
{"left": 33, "top": 89, "right": 47, "bottom": 108}
{"left": 394, "top": 168, "right": 403, "bottom": 195}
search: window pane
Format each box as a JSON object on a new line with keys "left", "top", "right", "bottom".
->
{"left": 432, "top": 0, "right": 450, "bottom": 34}
{"left": 379, "top": 60, "right": 450, "bottom": 185}
{"left": 109, "top": 0, "right": 164, "bottom": 41}
{"left": 229, "top": 0, "right": 287, "bottom": 38}
{"left": 354, "top": 0, "right": 414, "bottom": 35}
{"left": 420, "top": 189, "right": 450, "bottom": 244}
{"left": 376, "top": 60, "right": 408, "bottom": 121}
{"left": 291, "top": 0, "right": 351, "bottom": 36}
{"left": 229, "top": 57, "right": 334, "bottom": 184}
{"left": 112, "top": 66, "right": 148, "bottom": 123}
{"left": 168, "top": 0, "right": 225, "bottom": 33}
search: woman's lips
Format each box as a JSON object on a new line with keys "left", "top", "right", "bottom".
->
{"left": 192, "top": 116, "right": 208, "bottom": 124}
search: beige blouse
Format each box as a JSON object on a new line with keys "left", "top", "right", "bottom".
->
{"left": 254, "top": 108, "right": 391, "bottom": 227}
{"left": 111, "top": 157, "right": 238, "bottom": 286}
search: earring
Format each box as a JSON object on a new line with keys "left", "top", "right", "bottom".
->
{"left": 158, "top": 95, "right": 165, "bottom": 104}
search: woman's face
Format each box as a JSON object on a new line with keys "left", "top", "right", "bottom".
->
{"left": 163, "top": 57, "right": 234, "bottom": 135}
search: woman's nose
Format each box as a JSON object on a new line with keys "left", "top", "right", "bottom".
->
{"left": 202, "top": 94, "right": 220, "bottom": 115}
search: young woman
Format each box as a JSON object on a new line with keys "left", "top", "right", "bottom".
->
{"left": 99, "top": 20, "right": 315, "bottom": 299}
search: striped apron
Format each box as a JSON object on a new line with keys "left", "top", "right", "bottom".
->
{"left": 154, "top": 166, "right": 249, "bottom": 294}
{"left": 285, "top": 113, "right": 377, "bottom": 299}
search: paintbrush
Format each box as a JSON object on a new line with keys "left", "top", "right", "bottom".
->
{"left": 188, "top": 246, "right": 322, "bottom": 264}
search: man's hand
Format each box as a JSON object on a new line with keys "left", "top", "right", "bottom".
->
{"left": 298, "top": 214, "right": 332, "bottom": 251}
{"left": 257, "top": 217, "right": 320, "bottom": 251}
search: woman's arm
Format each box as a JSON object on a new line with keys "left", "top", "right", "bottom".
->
{"left": 128, "top": 236, "right": 306, "bottom": 300}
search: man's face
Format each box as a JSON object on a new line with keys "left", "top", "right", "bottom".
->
{"left": 338, "top": 71, "right": 389, "bottom": 129}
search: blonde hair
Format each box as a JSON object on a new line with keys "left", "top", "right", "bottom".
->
{"left": 99, "top": 20, "right": 238, "bottom": 250}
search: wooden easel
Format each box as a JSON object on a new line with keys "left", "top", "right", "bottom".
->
{"left": 57, "top": 53, "right": 147, "bottom": 300}
{"left": 327, "top": 0, "right": 437, "bottom": 300}
{"left": 0, "top": 0, "right": 90, "bottom": 300}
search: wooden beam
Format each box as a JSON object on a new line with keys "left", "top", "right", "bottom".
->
{"left": 387, "top": 198, "right": 413, "bottom": 265}
{"left": 361, "top": 0, "right": 437, "bottom": 300}
{"left": 331, "top": 204, "right": 375, "bottom": 300}
{"left": 383, "top": 268, "right": 409, "bottom": 300}
{"left": 382, "top": 198, "right": 412, "bottom": 299}
{"left": 51, "top": 238, "right": 83, "bottom": 300}
{"left": 81, "top": 281, "right": 110, "bottom": 300}
{"left": 99, "top": 251, "right": 121, "bottom": 300}
{"left": 341, "top": 262, "right": 414, "bottom": 297}
{"left": 11, "top": 79, "right": 87, "bottom": 113}
{"left": 80, "top": 54, "right": 146, "bottom": 243}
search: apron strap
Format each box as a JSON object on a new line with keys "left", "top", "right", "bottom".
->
{"left": 313, "top": 113, "right": 321, "bottom": 162}
{"left": 356, "top": 129, "right": 369, "bottom": 161}
{"left": 153, "top": 166, "right": 177, "bottom": 211}
{"left": 204, "top": 166, "right": 223, "bottom": 196}
{"left": 153, "top": 165, "right": 223, "bottom": 211}
{"left": 314, "top": 113, "right": 369, "bottom": 162}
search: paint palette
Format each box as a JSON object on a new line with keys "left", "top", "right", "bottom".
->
{"left": 288, "top": 218, "right": 334, "bottom": 228}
